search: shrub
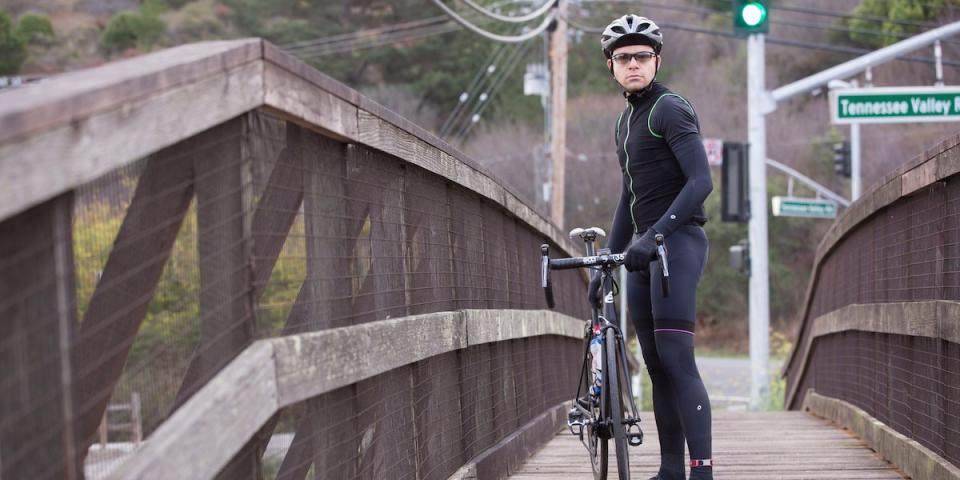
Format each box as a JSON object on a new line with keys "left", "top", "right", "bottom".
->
{"left": 16, "top": 12, "right": 54, "bottom": 45}
{"left": 101, "top": 10, "right": 166, "bottom": 55}
{"left": 0, "top": 9, "right": 26, "bottom": 74}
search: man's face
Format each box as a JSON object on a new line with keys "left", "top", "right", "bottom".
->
{"left": 607, "top": 44, "right": 660, "bottom": 92}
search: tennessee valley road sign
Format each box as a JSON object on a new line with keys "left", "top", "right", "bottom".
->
{"left": 830, "top": 86, "right": 960, "bottom": 124}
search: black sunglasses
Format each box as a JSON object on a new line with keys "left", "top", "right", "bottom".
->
{"left": 611, "top": 52, "right": 658, "bottom": 65}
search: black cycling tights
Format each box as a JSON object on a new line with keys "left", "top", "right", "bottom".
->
{"left": 627, "top": 225, "right": 712, "bottom": 480}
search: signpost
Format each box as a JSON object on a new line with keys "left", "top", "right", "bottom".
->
{"left": 771, "top": 196, "right": 837, "bottom": 219}
{"left": 830, "top": 86, "right": 960, "bottom": 124}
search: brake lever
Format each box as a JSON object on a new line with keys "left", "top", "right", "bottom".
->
{"left": 541, "top": 244, "right": 556, "bottom": 308}
{"left": 655, "top": 234, "right": 670, "bottom": 298}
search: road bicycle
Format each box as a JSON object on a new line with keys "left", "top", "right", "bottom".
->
{"left": 541, "top": 227, "right": 670, "bottom": 480}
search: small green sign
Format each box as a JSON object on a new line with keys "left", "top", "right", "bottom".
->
{"left": 772, "top": 196, "right": 837, "bottom": 219}
{"left": 830, "top": 86, "right": 960, "bottom": 124}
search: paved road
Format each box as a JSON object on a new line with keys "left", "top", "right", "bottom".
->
{"left": 697, "top": 355, "right": 783, "bottom": 410}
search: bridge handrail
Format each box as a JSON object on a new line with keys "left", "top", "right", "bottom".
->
{"left": 0, "top": 38, "right": 579, "bottom": 256}
{"left": 106, "top": 309, "right": 582, "bottom": 480}
{"left": 784, "top": 133, "right": 960, "bottom": 406}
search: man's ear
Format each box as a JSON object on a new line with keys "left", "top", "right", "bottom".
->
{"left": 607, "top": 58, "right": 613, "bottom": 74}
{"left": 656, "top": 56, "right": 662, "bottom": 70}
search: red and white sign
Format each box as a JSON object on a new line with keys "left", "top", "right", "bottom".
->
{"left": 703, "top": 138, "right": 723, "bottom": 167}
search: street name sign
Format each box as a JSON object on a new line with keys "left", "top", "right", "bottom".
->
{"left": 830, "top": 86, "right": 960, "bottom": 124}
{"left": 771, "top": 196, "right": 837, "bottom": 219}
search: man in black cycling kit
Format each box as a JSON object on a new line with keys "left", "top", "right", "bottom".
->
{"left": 587, "top": 15, "right": 714, "bottom": 480}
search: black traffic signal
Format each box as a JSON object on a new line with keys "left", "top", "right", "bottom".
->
{"left": 833, "top": 141, "right": 851, "bottom": 178}
{"left": 733, "top": 1, "right": 769, "bottom": 36}
{"left": 722, "top": 141, "right": 750, "bottom": 223}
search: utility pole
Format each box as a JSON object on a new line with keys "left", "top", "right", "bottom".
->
{"left": 746, "top": 32, "right": 771, "bottom": 410}
{"left": 549, "top": 0, "right": 568, "bottom": 228}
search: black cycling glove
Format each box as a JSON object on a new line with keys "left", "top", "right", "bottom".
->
{"left": 624, "top": 228, "right": 659, "bottom": 273}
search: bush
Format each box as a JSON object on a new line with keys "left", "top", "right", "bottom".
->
{"left": 16, "top": 12, "right": 54, "bottom": 45}
{"left": 0, "top": 9, "right": 26, "bottom": 74}
{"left": 101, "top": 10, "right": 166, "bottom": 55}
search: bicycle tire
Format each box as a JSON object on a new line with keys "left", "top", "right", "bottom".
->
{"left": 606, "top": 327, "right": 631, "bottom": 480}
{"left": 588, "top": 337, "right": 608, "bottom": 480}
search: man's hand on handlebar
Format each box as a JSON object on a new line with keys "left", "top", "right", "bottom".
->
{"left": 624, "top": 228, "right": 659, "bottom": 273}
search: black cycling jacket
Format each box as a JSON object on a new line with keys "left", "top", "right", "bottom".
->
{"left": 606, "top": 82, "right": 713, "bottom": 254}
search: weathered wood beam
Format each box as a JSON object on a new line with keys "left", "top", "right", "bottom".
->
{"left": 0, "top": 42, "right": 264, "bottom": 221}
{"left": 70, "top": 139, "right": 196, "bottom": 458}
{"left": 0, "top": 194, "right": 81, "bottom": 480}
{"left": 105, "top": 309, "right": 582, "bottom": 480}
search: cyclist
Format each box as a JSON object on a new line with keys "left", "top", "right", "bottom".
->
{"left": 587, "top": 14, "right": 714, "bottom": 480}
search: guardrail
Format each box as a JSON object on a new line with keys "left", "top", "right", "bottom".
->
{"left": 0, "top": 39, "right": 588, "bottom": 479}
{"left": 784, "top": 133, "right": 960, "bottom": 477}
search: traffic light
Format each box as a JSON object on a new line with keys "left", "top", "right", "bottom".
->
{"left": 733, "top": 1, "right": 769, "bottom": 36}
{"left": 722, "top": 141, "right": 750, "bottom": 223}
{"left": 833, "top": 141, "right": 851, "bottom": 178}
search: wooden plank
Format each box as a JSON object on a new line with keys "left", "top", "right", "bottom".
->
{"left": 404, "top": 168, "right": 454, "bottom": 315}
{"left": 804, "top": 390, "right": 960, "bottom": 480}
{"left": 463, "top": 310, "right": 583, "bottom": 345}
{"left": 0, "top": 194, "right": 81, "bottom": 480}
{"left": 250, "top": 120, "right": 306, "bottom": 300}
{"left": 785, "top": 301, "right": 960, "bottom": 408}
{"left": 271, "top": 312, "right": 466, "bottom": 406}
{"left": 354, "top": 366, "right": 418, "bottom": 479}
{"left": 414, "top": 352, "right": 464, "bottom": 479}
{"left": 0, "top": 39, "right": 262, "bottom": 145}
{"left": 105, "top": 342, "right": 278, "bottom": 480}
{"left": 509, "top": 411, "right": 906, "bottom": 480}
{"left": 261, "top": 63, "right": 359, "bottom": 142}
{"left": 0, "top": 60, "right": 264, "bottom": 222}
{"left": 69, "top": 139, "right": 196, "bottom": 458}
{"left": 173, "top": 117, "right": 255, "bottom": 409}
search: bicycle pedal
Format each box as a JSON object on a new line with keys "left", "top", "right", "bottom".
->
{"left": 626, "top": 423, "right": 644, "bottom": 447}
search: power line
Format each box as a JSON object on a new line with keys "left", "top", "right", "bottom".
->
{"left": 281, "top": 16, "right": 450, "bottom": 51}
{"left": 582, "top": 0, "right": 960, "bottom": 47}
{"left": 287, "top": 23, "right": 462, "bottom": 59}
{"left": 452, "top": 41, "right": 535, "bottom": 143}
{"left": 439, "top": 42, "right": 513, "bottom": 137}
{"left": 457, "top": 0, "right": 557, "bottom": 24}
{"left": 561, "top": 13, "right": 960, "bottom": 69}
{"left": 431, "top": 0, "right": 557, "bottom": 43}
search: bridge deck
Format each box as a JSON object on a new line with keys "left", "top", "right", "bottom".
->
{"left": 509, "top": 411, "right": 906, "bottom": 479}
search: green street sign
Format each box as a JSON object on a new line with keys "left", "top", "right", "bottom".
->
{"left": 830, "top": 86, "right": 960, "bottom": 124}
{"left": 771, "top": 196, "right": 837, "bottom": 219}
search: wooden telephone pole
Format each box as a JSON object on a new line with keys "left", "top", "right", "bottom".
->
{"left": 548, "top": 0, "right": 568, "bottom": 228}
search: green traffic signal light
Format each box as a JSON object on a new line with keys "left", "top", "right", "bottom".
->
{"left": 741, "top": 3, "right": 766, "bottom": 27}
{"left": 733, "top": 0, "right": 769, "bottom": 36}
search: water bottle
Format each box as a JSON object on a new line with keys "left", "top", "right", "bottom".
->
{"left": 590, "top": 334, "right": 603, "bottom": 396}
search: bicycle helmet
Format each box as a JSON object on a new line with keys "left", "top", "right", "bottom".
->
{"left": 601, "top": 14, "right": 663, "bottom": 58}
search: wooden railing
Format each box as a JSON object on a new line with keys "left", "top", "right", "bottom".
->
{"left": 784, "top": 134, "right": 960, "bottom": 478}
{"left": 0, "top": 39, "right": 590, "bottom": 480}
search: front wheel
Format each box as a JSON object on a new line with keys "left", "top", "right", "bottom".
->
{"left": 606, "top": 327, "right": 630, "bottom": 480}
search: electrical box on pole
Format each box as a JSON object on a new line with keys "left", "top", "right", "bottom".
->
{"left": 833, "top": 141, "right": 851, "bottom": 178}
{"left": 733, "top": 1, "right": 769, "bottom": 36}
{"left": 722, "top": 141, "right": 750, "bottom": 222}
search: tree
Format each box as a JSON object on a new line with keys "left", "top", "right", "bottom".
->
{"left": 0, "top": 9, "right": 26, "bottom": 74}
{"left": 847, "top": 0, "right": 959, "bottom": 48}
{"left": 15, "top": 12, "right": 54, "bottom": 45}
{"left": 101, "top": 9, "right": 166, "bottom": 55}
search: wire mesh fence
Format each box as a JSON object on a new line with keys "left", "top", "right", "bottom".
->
{"left": 787, "top": 147, "right": 960, "bottom": 468}
{"left": 0, "top": 110, "right": 588, "bottom": 479}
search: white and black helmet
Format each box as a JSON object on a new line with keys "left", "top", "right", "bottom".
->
{"left": 601, "top": 14, "right": 663, "bottom": 58}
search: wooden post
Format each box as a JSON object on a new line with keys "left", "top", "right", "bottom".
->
{"left": 0, "top": 194, "right": 82, "bottom": 480}
{"left": 549, "top": 0, "right": 568, "bottom": 228}
{"left": 70, "top": 126, "right": 197, "bottom": 458}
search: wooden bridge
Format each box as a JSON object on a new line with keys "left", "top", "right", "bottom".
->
{"left": 0, "top": 39, "right": 958, "bottom": 480}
